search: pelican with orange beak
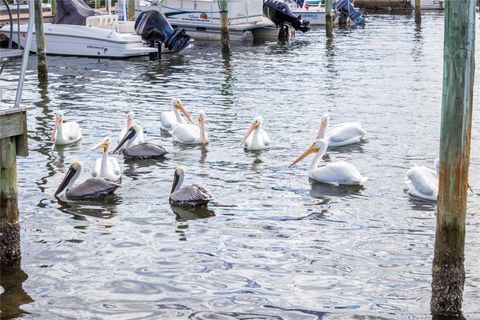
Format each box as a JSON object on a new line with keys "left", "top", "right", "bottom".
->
{"left": 171, "top": 110, "right": 209, "bottom": 145}
{"left": 240, "top": 116, "right": 270, "bottom": 151}
{"left": 118, "top": 111, "right": 144, "bottom": 147}
{"left": 113, "top": 124, "right": 168, "bottom": 160}
{"left": 50, "top": 110, "right": 82, "bottom": 145}
{"left": 92, "top": 137, "right": 122, "bottom": 181}
{"left": 55, "top": 161, "right": 121, "bottom": 200}
{"left": 160, "top": 98, "right": 194, "bottom": 132}
{"left": 289, "top": 138, "right": 366, "bottom": 186}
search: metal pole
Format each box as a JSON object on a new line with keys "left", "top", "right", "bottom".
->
{"left": 219, "top": 0, "right": 230, "bottom": 52}
{"left": 325, "top": 0, "right": 333, "bottom": 38}
{"left": 34, "top": 0, "right": 48, "bottom": 82}
{"left": 431, "top": 0, "right": 475, "bottom": 316}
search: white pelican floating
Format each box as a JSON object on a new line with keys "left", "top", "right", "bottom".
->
{"left": 92, "top": 137, "right": 122, "bottom": 181}
{"left": 55, "top": 161, "right": 120, "bottom": 200}
{"left": 51, "top": 110, "right": 82, "bottom": 145}
{"left": 118, "top": 111, "right": 144, "bottom": 147}
{"left": 316, "top": 113, "right": 366, "bottom": 147}
{"left": 289, "top": 138, "right": 367, "bottom": 186}
{"left": 170, "top": 166, "right": 213, "bottom": 207}
{"left": 240, "top": 116, "right": 270, "bottom": 150}
{"left": 171, "top": 110, "right": 209, "bottom": 145}
{"left": 160, "top": 98, "right": 194, "bottom": 131}
{"left": 113, "top": 124, "right": 168, "bottom": 160}
{"left": 405, "top": 159, "right": 438, "bottom": 201}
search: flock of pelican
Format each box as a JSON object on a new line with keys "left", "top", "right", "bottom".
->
{"left": 51, "top": 101, "right": 440, "bottom": 205}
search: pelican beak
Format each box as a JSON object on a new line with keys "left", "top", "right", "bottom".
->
{"left": 51, "top": 116, "right": 62, "bottom": 142}
{"left": 92, "top": 137, "right": 109, "bottom": 152}
{"left": 176, "top": 101, "right": 194, "bottom": 124}
{"left": 113, "top": 127, "right": 135, "bottom": 153}
{"left": 199, "top": 116, "right": 207, "bottom": 145}
{"left": 55, "top": 166, "right": 77, "bottom": 196}
{"left": 288, "top": 143, "right": 319, "bottom": 168}
{"left": 240, "top": 121, "right": 258, "bottom": 146}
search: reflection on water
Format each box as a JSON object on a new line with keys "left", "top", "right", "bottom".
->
{"left": 0, "top": 12, "right": 479, "bottom": 320}
{"left": 0, "top": 267, "right": 34, "bottom": 320}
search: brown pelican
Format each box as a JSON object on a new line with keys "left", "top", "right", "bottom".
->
{"left": 51, "top": 110, "right": 83, "bottom": 145}
{"left": 171, "top": 110, "right": 209, "bottom": 145}
{"left": 91, "top": 137, "right": 122, "bottom": 181}
{"left": 240, "top": 116, "right": 270, "bottom": 150}
{"left": 169, "top": 166, "right": 213, "bottom": 207}
{"left": 55, "top": 161, "right": 120, "bottom": 200}
{"left": 118, "top": 111, "right": 144, "bottom": 147}
{"left": 113, "top": 124, "right": 168, "bottom": 160}
{"left": 160, "top": 98, "right": 194, "bottom": 131}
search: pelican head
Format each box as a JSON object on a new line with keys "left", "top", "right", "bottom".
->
{"left": 55, "top": 161, "right": 82, "bottom": 196}
{"left": 172, "top": 98, "right": 193, "bottom": 124}
{"left": 289, "top": 138, "right": 327, "bottom": 168}
{"left": 92, "top": 136, "right": 110, "bottom": 153}
{"left": 240, "top": 116, "right": 263, "bottom": 146}
{"left": 316, "top": 113, "right": 330, "bottom": 139}
{"left": 51, "top": 110, "right": 65, "bottom": 142}
{"left": 198, "top": 110, "right": 208, "bottom": 145}
{"left": 127, "top": 111, "right": 135, "bottom": 128}
{"left": 171, "top": 166, "right": 185, "bottom": 194}
{"left": 113, "top": 124, "right": 141, "bottom": 153}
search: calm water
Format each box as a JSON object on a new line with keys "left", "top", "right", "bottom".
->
{"left": 1, "top": 12, "right": 479, "bottom": 319}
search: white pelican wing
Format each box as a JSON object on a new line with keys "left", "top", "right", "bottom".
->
{"left": 172, "top": 123, "right": 200, "bottom": 144}
{"left": 311, "top": 161, "right": 365, "bottom": 186}
{"left": 160, "top": 111, "right": 177, "bottom": 131}
{"left": 327, "top": 123, "right": 366, "bottom": 147}
{"left": 405, "top": 166, "right": 438, "bottom": 200}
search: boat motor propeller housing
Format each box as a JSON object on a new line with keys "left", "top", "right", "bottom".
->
{"left": 135, "top": 10, "right": 190, "bottom": 53}
{"left": 263, "top": 0, "right": 310, "bottom": 33}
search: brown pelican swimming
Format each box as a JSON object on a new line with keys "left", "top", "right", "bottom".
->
{"left": 171, "top": 110, "right": 209, "bottom": 145}
{"left": 55, "top": 161, "right": 120, "bottom": 200}
{"left": 240, "top": 116, "right": 270, "bottom": 150}
{"left": 160, "top": 98, "right": 194, "bottom": 131}
{"left": 113, "top": 124, "right": 168, "bottom": 160}
{"left": 51, "top": 110, "right": 83, "bottom": 145}
{"left": 118, "top": 111, "right": 144, "bottom": 147}
{"left": 91, "top": 137, "right": 122, "bottom": 181}
{"left": 169, "top": 166, "right": 213, "bottom": 207}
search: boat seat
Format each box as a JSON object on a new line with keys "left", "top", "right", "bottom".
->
{"left": 86, "top": 15, "right": 119, "bottom": 32}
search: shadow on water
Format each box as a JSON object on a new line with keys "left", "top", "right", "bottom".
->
{"left": 407, "top": 196, "right": 437, "bottom": 212}
{"left": 122, "top": 158, "right": 168, "bottom": 179}
{"left": 171, "top": 205, "right": 215, "bottom": 241}
{"left": 309, "top": 180, "right": 364, "bottom": 200}
{"left": 56, "top": 195, "right": 121, "bottom": 220}
{"left": 0, "top": 267, "right": 34, "bottom": 320}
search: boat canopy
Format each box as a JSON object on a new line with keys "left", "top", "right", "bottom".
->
{"left": 53, "top": 0, "right": 95, "bottom": 26}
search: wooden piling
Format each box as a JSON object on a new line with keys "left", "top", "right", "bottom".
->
{"left": 414, "top": 0, "right": 421, "bottom": 23}
{"left": 51, "top": 0, "right": 56, "bottom": 16}
{"left": 219, "top": 0, "right": 230, "bottom": 52}
{"left": 34, "top": 0, "right": 48, "bottom": 82}
{"left": 431, "top": 0, "right": 475, "bottom": 316}
{"left": 128, "top": 0, "right": 135, "bottom": 21}
{"left": 325, "top": 0, "right": 333, "bottom": 38}
{"left": 0, "top": 137, "right": 20, "bottom": 270}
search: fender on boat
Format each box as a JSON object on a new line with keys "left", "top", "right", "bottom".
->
{"left": 134, "top": 10, "right": 190, "bottom": 53}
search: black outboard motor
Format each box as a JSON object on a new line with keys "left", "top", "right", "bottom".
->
{"left": 263, "top": 0, "right": 310, "bottom": 33}
{"left": 134, "top": 10, "right": 190, "bottom": 53}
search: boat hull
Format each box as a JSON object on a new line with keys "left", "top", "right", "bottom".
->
{"left": 0, "top": 24, "right": 158, "bottom": 58}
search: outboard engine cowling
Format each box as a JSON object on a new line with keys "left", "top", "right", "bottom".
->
{"left": 134, "top": 10, "right": 190, "bottom": 53}
{"left": 263, "top": 0, "right": 310, "bottom": 33}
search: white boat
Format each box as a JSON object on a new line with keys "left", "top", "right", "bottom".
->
{"left": 0, "top": 1, "right": 157, "bottom": 58}
{"left": 410, "top": 0, "right": 443, "bottom": 10}
{"left": 284, "top": 0, "right": 330, "bottom": 25}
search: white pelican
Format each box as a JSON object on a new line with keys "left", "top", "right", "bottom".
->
{"left": 316, "top": 113, "right": 366, "bottom": 147}
{"left": 92, "top": 137, "right": 122, "bottom": 181}
{"left": 118, "top": 111, "right": 144, "bottom": 147}
{"left": 240, "top": 116, "right": 270, "bottom": 150}
{"left": 169, "top": 166, "right": 213, "bottom": 207}
{"left": 113, "top": 124, "right": 168, "bottom": 160}
{"left": 55, "top": 161, "right": 120, "bottom": 200}
{"left": 289, "top": 138, "right": 367, "bottom": 186}
{"left": 171, "top": 110, "right": 209, "bottom": 145}
{"left": 160, "top": 98, "right": 194, "bottom": 131}
{"left": 405, "top": 159, "right": 438, "bottom": 201}
{"left": 50, "top": 110, "right": 82, "bottom": 145}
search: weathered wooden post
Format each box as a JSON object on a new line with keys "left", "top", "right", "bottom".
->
{"left": 128, "top": 0, "right": 136, "bottom": 20}
{"left": 325, "top": 0, "right": 333, "bottom": 38}
{"left": 51, "top": 0, "right": 56, "bottom": 16}
{"left": 414, "top": 0, "right": 421, "bottom": 24}
{"left": 431, "top": 0, "right": 475, "bottom": 316}
{"left": 34, "top": 0, "right": 48, "bottom": 82}
{"left": 219, "top": 0, "right": 230, "bottom": 52}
